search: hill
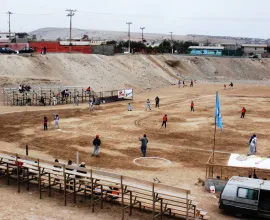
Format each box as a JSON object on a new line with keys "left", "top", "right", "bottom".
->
{"left": 30, "top": 28, "right": 241, "bottom": 43}
{"left": 1, "top": 54, "right": 270, "bottom": 91}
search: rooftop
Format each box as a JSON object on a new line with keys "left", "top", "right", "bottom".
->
{"left": 229, "top": 176, "right": 270, "bottom": 190}
{"left": 189, "top": 46, "right": 224, "bottom": 50}
{"left": 242, "top": 44, "right": 267, "bottom": 47}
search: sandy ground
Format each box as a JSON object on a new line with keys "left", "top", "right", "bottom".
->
{"left": 1, "top": 54, "right": 270, "bottom": 92}
{"left": 0, "top": 83, "right": 270, "bottom": 220}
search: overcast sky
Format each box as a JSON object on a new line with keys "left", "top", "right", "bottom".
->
{"left": 1, "top": 0, "right": 270, "bottom": 38}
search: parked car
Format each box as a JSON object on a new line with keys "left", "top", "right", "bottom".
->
{"left": 0, "top": 47, "right": 18, "bottom": 54}
{"left": 19, "top": 47, "right": 34, "bottom": 54}
{"left": 219, "top": 176, "right": 270, "bottom": 218}
{"left": 249, "top": 54, "right": 258, "bottom": 58}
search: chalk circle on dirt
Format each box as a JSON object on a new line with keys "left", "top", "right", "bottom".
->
{"left": 133, "top": 157, "right": 172, "bottom": 168}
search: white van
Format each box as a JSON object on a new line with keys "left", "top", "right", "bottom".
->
{"left": 219, "top": 176, "right": 270, "bottom": 218}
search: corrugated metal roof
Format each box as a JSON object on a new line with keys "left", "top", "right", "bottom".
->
{"left": 189, "top": 46, "right": 224, "bottom": 50}
{"left": 242, "top": 44, "right": 267, "bottom": 47}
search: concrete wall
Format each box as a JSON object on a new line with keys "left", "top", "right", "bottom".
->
{"left": 0, "top": 43, "right": 29, "bottom": 50}
{"left": 91, "top": 44, "right": 115, "bottom": 56}
{"left": 262, "top": 53, "right": 270, "bottom": 58}
{"left": 243, "top": 47, "right": 267, "bottom": 56}
{"left": 205, "top": 179, "right": 228, "bottom": 192}
{"left": 29, "top": 41, "right": 92, "bottom": 54}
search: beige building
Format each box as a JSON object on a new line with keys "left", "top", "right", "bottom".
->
{"left": 242, "top": 44, "right": 267, "bottom": 56}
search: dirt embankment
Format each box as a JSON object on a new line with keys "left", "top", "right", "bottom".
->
{"left": 1, "top": 54, "right": 270, "bottom": 91}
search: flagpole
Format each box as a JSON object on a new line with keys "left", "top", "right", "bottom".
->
{"left": 212, "top": 91, "right": 218, "bottom": 164}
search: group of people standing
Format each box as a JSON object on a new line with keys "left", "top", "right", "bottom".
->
{"left": 178, "top": 80, "right": 194, "bottom": 88}
{"left": 43, "top": 114, "right": 59, "bottom": 130}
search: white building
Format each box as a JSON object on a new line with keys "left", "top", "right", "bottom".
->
{"left": 241, "top": 44, "right": 267, "bottom": 56}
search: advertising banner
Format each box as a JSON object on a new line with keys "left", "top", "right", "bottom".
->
{"left": 125, "top": 89, "right": 133, "bottom": 98}
{"left": 118, "top": 90, "right": 125, "bottom": 98}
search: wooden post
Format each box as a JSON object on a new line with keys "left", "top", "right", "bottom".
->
{"left": 121, "top": 176, "right": 124, "bottom": 220}
{"left": 50, "top": 90, "right": 51, "bottom": 106}
{"left": 129, "top": 191, "right": 133, "bottom": 216}
{"left": 7, "top": 163, "right": 10, "bottom": 185}
{"left": 3, "top": 88, "right": 5, "bottom": 106}
{"left": 91, "top": 169, "right": 94, "bottom": 212}
{"left": 48, "top": 173, "right": 51, "bottom": 197}
{"left": 26, "top": 144, "right": 28, "bottom": 156}
{"left": 38, "top": 159, "right": 42, "bottom": 199}
{"left": 152, "top": 183, "right": 155, "bottom": 220}
{"left": 160, "top": 198, "right": 163, "bottom": 220}
{"left": 16, "top": 154, "right": 20, "bottom": 193}
{"left": 221, "top": 166, "right": 223, "bottom": 179}
{"left": 82, "top": 88, "right": 83, "bottom": 103}
{"left": 64, "top": 164, "right": 67, "bottom": 206}
{"left": 186, "top": 192, "right": 188, "bottom": 220}
{"left": 100, "top": 185, "right": 103, "bottom": 209}
{"left": 73, "top": 176, "right": 76, "bottom": 203}
{"left": 26, "top": 167, "right": 30, "bottom": 191}
{"left": 76, "top": 151, "right": 79, "bottom": 165}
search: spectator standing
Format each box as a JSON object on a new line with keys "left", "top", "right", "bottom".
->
{"left": 89, "top": 100, "right": 94, "bottom": 112}
{"left": 249, "top": 134, "right": 257, "bottom": 155}
{"left": 139, "top": 134, "right": 148, "bottom": 157}
{"left": 74, "top": 95, "right": 79, "bottom": 106}
{"left": 155, "top": 96, "right": 160, "bottom": 108}
{"left": 44, "top": 116, "right": 48, "bottom": 131}
{"left": 92, "top": 135, "right": 101, "bottom": 157}
{"left": 146, "top": 99, "right": 151, "bottom": 111}
{"left": 52, "top": 95, "right": 57, "bottom": 106}
{"left": 54, "top": 114, "right": 59, "bottom": 129}
{"left": 128, "top": 103, "right": 132, "bottom": 111}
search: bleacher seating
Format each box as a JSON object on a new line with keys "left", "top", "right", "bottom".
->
{"left": 0, "top": 150, "right": 209, "bottom": 219}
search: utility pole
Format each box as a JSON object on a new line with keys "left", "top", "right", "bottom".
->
{"left": 7, "top": 11, "right": 13, "bottom": 41}
{"left": 140, "top": 27, "right": 145, "bottom": 42}
{"left": 126, "top": 22, "right": 132, "bottom": 53}
{"left": 66, "top": 9, "right": 77, "bottom": 53}
{"left": 169, "top": 32, "right": 173, "bottom": 54}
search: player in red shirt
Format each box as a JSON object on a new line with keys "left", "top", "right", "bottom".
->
{"left": 190, "top": 101, "right": 195, "bottom": 112}
{"left": 161, "top": 114, "right": 168, "bottom": 129}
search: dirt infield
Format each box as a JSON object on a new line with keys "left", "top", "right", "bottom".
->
{"left": 0, "top": 83, "right": 270, "bottom": 219}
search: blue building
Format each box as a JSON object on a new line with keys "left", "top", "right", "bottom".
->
{"left": 189, "top": 46, "right": 224, "bottom": 56}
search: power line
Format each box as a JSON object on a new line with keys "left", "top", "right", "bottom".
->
{"left": 0, "top": 12, "right": 57, "bottom": 16}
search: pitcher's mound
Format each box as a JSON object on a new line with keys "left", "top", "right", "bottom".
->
{"left": 133, "top": 157, "right": 171, "bottom": 168}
